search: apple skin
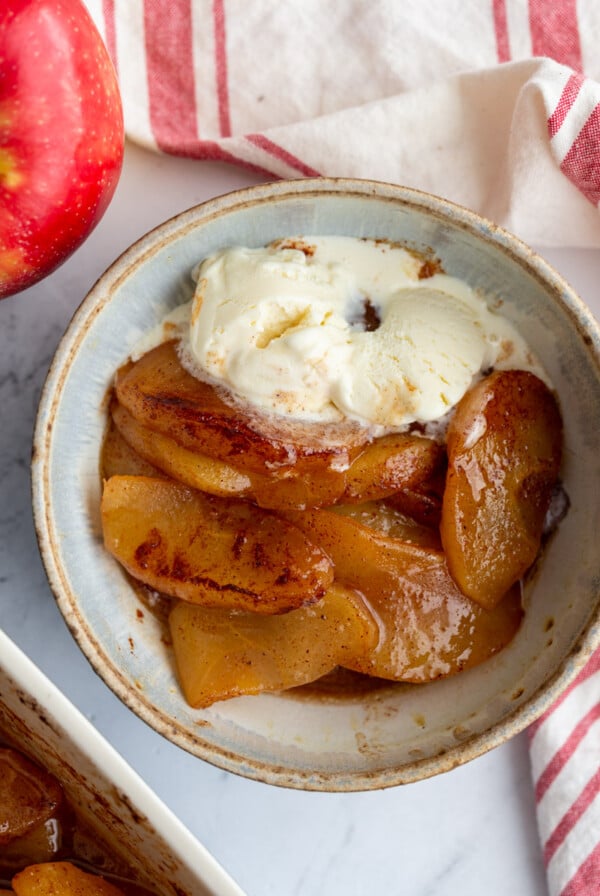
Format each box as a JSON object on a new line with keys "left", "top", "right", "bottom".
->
{"left": 0, "top": 0, "right": 124, "bottom": 299}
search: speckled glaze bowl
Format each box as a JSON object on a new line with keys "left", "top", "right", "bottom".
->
{"left": 0, "top": 630, "right": 244, "bottom": 895}
{"left": 32, "top": 178, "right": 600, "bottom": 791}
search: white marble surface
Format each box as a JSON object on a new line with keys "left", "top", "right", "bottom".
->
{"left": 2, "top": 142, "right": 599, "bottom": 896}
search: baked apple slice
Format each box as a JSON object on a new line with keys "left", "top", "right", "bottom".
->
{"left": 169, "top": 583, "right": 379, "bottom": 707}
{"left": 248, "top": 432, "right": 444, "bottom": 510}
{"left": 110, "top": 398, "right": 344, "bottom": 507}
{"left": 101, "top": 476, "right": 333, "bottom": 613}
{"left": 340, "top": 433, "right": 444, "bottom": 504}
{"left": 0, "top": 749, "right": 63, "bottom": 846}
{"left": 440, "top": 370, "right": 562, "bottom": 609}
{"left": 386, "top": 486, "right": 443, "bottom": 528}
{"left": 114, "top": 341, "right": 371, "bottom": 476}
{"left": 288, "top": 505, "right": 523, "bottom": 682}
{"left": 12, "top": 863, "right": 126, "bottom": 895}
{"left": 101, "top": 414, "right": 164, "bottom": 480}
{"left": 111, "top": 400, "right": 252, "bottom": 497}
{"left": 112, "top": 396, "right": 445, "bottom": 510}
{"left": 386, "top": 464, "right": 447, "bottom": 527}
{"left": 331, "top": 500, "right": 440, "bottom": 548}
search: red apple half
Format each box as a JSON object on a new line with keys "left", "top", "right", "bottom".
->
{"left": 0, "top": 0, "right": 125, "bottom": 299}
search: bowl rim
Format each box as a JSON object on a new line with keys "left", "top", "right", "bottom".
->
{"left": 31, "top": 175, "right": 600, "bottom": 791}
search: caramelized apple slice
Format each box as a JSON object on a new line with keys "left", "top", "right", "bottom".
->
{"left": 441, "top": 370, "right": 562, "bottom": 609}
{"left": 169, "top": 583, "right": 379, "bottom": 707}
{"left": 386, "top": 464, "right": 447, "bottom": 527}
{"left": 101, "top": 414, "right": 164, "bottom": 480}
{"left": 115, "top": 341, "right": 371, "bottom": 476}
{"left": 111, "top": 400, "right": 252, "bottom": 497}
{"left": 245, "top": 433, "right": 445, "bottom": 511}
{"left": 331, "top": 500, "right": 440, "bottom": 549}
{"left": 101, "top": 476, "right": 333, "bottom": 613}
{"left": 252, "top": 432, "right": 443, "bottom": 509}
{"left": 386, "top": 486, "right": 443, "bottom": 528}
{"left": 112, "top": 395, "right": 444, "bottom": 510}
{"left": 340, "top": 433, "right": 444, "bottom": 504}
{"left": 288, "top": 507, "right": 523, "bottom": 682}
{"left": 12, "top": 863, "right": 125, "bottom": 896}
{"left": 0, "top": 749, "right": 63, "bottom": 845}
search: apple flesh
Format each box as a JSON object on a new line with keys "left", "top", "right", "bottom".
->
{"left": 440, "top": 370, "right": 562, "bottom": 609}
{"left": 170, "top": 584, "right": 378, "bottom": 707}
{"left": 0, "top": 0, "right": 124, "bottom": 299}
{"left": 101, "top": 475, "right": 335, "bottom": 614}
{"left": 115, "top": 342, "right": 372, "bottom": 476}
{"left": 287, "top": 506, "right": 523, "bottom": 682}
{"left": 12, "top": 862, "right": 126, "bottom": 896}
{"left": 0, "top": 748, "right": 63, "bottom": 845}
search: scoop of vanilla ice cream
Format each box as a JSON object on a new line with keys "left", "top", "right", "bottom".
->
{"left": 188, "top": 245, "right": 355, "bottom": 417}
{"left": 177, "top": 237, "right": 544, "bottom": 430}
{"left": 334, "top": 287, "right": 488, "bottom": 426}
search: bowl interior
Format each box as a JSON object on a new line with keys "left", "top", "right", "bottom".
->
{"left": 32, "top": 178, "right": 600, "bottom": 790}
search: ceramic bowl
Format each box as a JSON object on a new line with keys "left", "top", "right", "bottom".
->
{"left": 32, "top": 178, "right": 600, "bottom": 791}
{"left": 0, "top": 629, "right": 244, "bottom": 895}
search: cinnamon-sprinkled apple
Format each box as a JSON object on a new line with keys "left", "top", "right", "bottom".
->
{"left": 169, "top": 583, "right": 378, "bottom": 708}
{"left": 12, "top": 862, "right": 126, "bottom": 896}
{"left": 0, "top": 749, "right": 63, "bottom": 846}
{"left": 286, "top": 504, "right": 523, "bottom": 682}
{"left": 440, "top": 369, "right": 562, "bottom": 609}
{"left": 110, "top": 400, "right": 252, "bottom": 497}
{"left": 101, "top": 475, "right": 334, "bottom": 614}
{"left": 114, "top": 341, "right": 371, "bottom": 477}
{"left": 110, "top": 393, "right": 445, "bottom": 510}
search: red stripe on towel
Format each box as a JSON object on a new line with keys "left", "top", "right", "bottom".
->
{"left": 560, "top": 104, "right": 600, "bottom": 204}
{"left": 528, "top": 0, "right": 582, "bottom": 71}
{"left": 246, "top": 134, "right": 321, "bottom": 176}
{"left": 544, "top": 766, "right": 600, "bottom": 863}
{"left": 535, "top": 703, "right": 600, "bottom": 801}
{"left": 529, "top": 648, "right": 600, "bottom": 740}
{"left": 188, "top": 140, "right": 276, "bottom": 178}
{"left": 561, "top": 841, "right": 600, "bottom": 896}
{"left": 101, "top": 0, "right": 118, "bottom": 73}
{"left": 548, "top": 73, "right": 584, "bottom": 137}
{"left": 213, "top": 0, "right": 232, "bottom": 137}
{"left": 144, "top": 0, "right": 198, "bottom": 153}
{"left": 492, "top": 0, "right": 511, "bottom": 63}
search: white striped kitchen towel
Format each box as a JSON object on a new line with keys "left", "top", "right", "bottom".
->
{"left": 84, "top": 0, "right": 600, "bottom": 248}
{"left": 528, "top": 648, "right": 600, "bottom": 895}
{"left": 83, "top": 2, "right": 600, "bottom": 893}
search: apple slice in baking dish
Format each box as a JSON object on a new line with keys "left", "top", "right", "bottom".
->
{"left": 440, "top": 369, "right": 562, "bottom": 610}
{"left": 101, "top": 475, "right": 333, "bottom": 614}
{"left": 0, "top": 748, "right": 64, "bottom": 857}
{"left": 11, "top": 862, "right": 127, "bottom": 895}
